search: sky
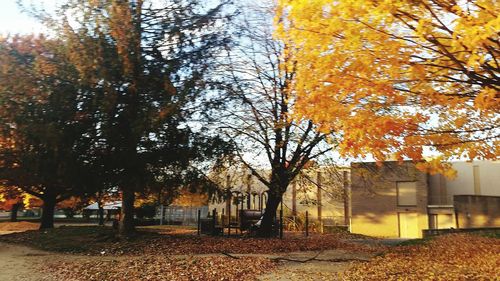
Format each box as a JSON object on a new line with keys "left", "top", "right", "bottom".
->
{"left": 0, "top": 0, "right": 56, "bottom": 35}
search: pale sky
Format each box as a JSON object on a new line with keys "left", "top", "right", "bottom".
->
{"left": 0, "top": 0, "right": 56, "bottom": 35}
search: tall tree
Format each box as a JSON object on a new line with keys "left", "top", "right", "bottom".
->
{"left": 219, "top": 3, "right": 336, "bottom": 237}
{"left": 277, "top": 0, "right": 499, "bottom": 170}
{"left": 0, "top": 35, "right": 96, "bottom": 228}
{"left": 33, "top": 0, "right": 232, "bottom": 236}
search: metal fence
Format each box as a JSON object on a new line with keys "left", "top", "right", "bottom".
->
{"left": 283, "top": 215, "right": 347, "bottom": 233}
{"left": 201, "top": 208, "right": 347, "bottom": 237}
{"left": 159, "top": 206, "right": 209, "bottom": 226}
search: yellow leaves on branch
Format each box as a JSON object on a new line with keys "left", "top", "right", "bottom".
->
{"left": 416, "top": 157, "right": 457, "bottom": 178}
{"left": 276, "top": 0, "right": 499, "bottom": 163}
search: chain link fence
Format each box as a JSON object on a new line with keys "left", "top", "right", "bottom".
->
{"left": 159, "top": 206, "right": 208, "bottom": 226}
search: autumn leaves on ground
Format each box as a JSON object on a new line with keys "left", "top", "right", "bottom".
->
{"left": 0, "top": 222, "right": 498, "bottom": 281}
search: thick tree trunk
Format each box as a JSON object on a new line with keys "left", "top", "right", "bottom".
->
{"left": 10, "top": 203, "right": 21, "bottom": 222}
{"left": 40, "top": 193, "right": 57, "bottom": 229}
{"left": 257, "top": 191, "right": 282, "bottom": 237}
{"left": 119, "top": 187, "right": 135, "bottom": 237}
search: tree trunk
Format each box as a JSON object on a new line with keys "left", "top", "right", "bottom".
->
{"left": 10, "top": 203, "right": 21, "bottom": 222}
{"left": 40, "top": 193, "right": 57, "bottom": 229}
{"left": 98, "top": 201, "right": 105, "bottom": 226}
{"left": 119, "top": 187, "right": 135, "bottom": 237}
{"left": 257, "top": 191, "right": 282, "bottom": 237}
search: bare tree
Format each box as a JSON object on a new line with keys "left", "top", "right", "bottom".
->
{"left": 218, "top": 3, "right": 337, "bottom": 237}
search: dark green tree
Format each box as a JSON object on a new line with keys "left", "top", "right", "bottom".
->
{"left": 0, "top": 35, "right": 97, "bottom": 229}
{"left": 33, "top": 0, "right": 233, "bottom": 236}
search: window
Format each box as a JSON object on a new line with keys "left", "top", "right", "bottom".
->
{"left": 397, "top": 181, "right": 417, "bottom": 206}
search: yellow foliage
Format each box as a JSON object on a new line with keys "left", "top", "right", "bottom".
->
{"left": 276, "top": 0, "right": 499, "bottom": 164}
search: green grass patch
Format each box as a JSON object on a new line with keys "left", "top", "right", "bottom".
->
{"left": 395, "top": 237, "right": 433, "bottom": 246}
{"left": 0, "top": 217, "right": 41, "bottom": 223}
{"left": 474, "top": 230, "right": 500, "bottom": 239}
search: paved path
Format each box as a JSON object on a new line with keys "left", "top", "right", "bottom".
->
{"left": 0, "top": 242, "right": 48, "bottom": 281}
{"left": 257, "top": 249, "right": 376, "bottom": 281}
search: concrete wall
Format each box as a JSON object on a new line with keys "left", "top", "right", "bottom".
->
{"left": 447, "top": 161, "right": 500, "bottom": 197}
{"left": 455, "top": 195, "right": 500, "bottom": 228}
{"left": 349, "top": 160, "right": 499, "bottom": 238}
{"left": 350, "top": 161, "right": 429, "bottom": 238}
{"left": 283, "top": 169, "right": 346, "bottom": 224}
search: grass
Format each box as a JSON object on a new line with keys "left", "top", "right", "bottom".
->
{"left": 0, "top": 217, "right": 102, "bottom": 223}
{"left": 395, "top": 237, "right": 433, "bottom": 246}
{"left": 476, "top": 230, "right": 500, "bottom": 239}
{"left": 0, "top": 217, "right": 41, "bottom": 223}
{"left": 0, "top": 226, "right": 117, "bottom": 253}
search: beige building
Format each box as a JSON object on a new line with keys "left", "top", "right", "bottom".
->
{"left": 350, "top": 161, "right": 500, "bottom": 238}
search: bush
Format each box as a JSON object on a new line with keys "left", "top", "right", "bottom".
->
{"left": 135, "top": 203, "right": 157, "bottom": 219}
{"left": 62, "top": 208, "right": 76, "bottom": 218}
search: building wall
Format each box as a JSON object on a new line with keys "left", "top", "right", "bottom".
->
{"left": 455, "top": 195, "right": 500, "bottom": 228}
{"left": 428, "top": 174, "right": 451, "bottom": 205}
{"left": 446, "top": 161, "right": 500, "bottom": 197}
{"left": 350, "top": 161, "right": 429, "bottom": 238}
{"left": 283, "top": 169, "right": 346, "bottom": 224}
{"left": 351, "top": 160, "right": 500, "bottom": 238}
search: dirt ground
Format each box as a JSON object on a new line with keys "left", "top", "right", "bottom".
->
{"left": 0, "top": 242, "right": 131, "bottom": 281}
{"left": 0, "top": 242, "right": 49, "bottom": 281}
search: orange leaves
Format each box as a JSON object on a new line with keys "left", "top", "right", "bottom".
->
{"left": 475, "top": 88, "right": 500, "bottom": 111}
{"left": 336, "top": 112, "right": 424, "bottom": 161}
{"left": 45, "top": 256, "right": 277, "bottom": 281}
{"left": 109, "top": 0, "right": 139, "bottom": 78}
{"left": 0, "top": 226, "right": 378, "bottom": 257}
{"left": 0, "top": 221, "right": 39, "bottom": 232}
{"left": 0, "top": 186, "right": 23, "bottom": 210}
{"left": 276, "top": 0, "right": 499, "bottom": 164}
{"left": 341, "top": 234, "right": 500, "bottom": 280}
{"left": 416, "top": 158, "right": 457, "bottom": 178}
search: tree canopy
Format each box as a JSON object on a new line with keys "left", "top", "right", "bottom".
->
{"left": 276, "top": 0, "right": 499, "bottom": 172}
{"left": 37, "top": 0, "right": 232, "bottom": 235}
{"left": 0, "top": 34, "right": 97, "bottom": 228}
{"left": 0, "top": 0, "right": 233, "bottom": 233}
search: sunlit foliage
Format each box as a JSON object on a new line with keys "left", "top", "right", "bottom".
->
{"left": 277, "top": 0, "right": 499, "bottom": 171}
